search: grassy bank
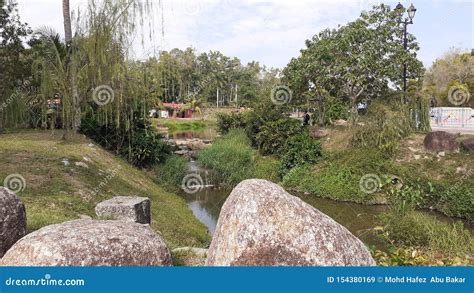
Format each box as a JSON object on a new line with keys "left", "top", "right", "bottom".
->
{"left": 282, "top": 128, "right": 474, "bottom": 222}
{"left": 0, "top": 130, "right": 210, "bottom": 248}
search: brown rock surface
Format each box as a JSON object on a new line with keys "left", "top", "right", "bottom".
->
{"left": 423, "top": 131, "right": 459, "bottom": 152}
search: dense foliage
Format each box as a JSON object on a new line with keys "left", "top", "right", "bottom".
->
{"left": 283, "top": 4, "right": 425, "bottom": 122}
{"left": 80, "top": 109, "right": 170, "bottom": 168}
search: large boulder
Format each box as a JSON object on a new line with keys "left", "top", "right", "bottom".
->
{"left": 0, "top": 187, "right": 26, "bottom": 257}
{"left": 423, "top": 131, "right": 459, "bottom": 152}
{"left": 0, "top": 219, "right": 171, "bottom": 266}
{"left": 460, "top": 138, "right": 474, "bottom": 152}
{"left": 206, "top": 179, "right": 375, "bottom": 266}
{"left": 95, "top": 196, "right": 151, "bottom": 224}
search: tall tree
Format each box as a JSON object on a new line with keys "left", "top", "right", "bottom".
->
{"left": 62, "top": 0, "right": 81, "bottom": 132}
{"left": 283, "top": 4, "right": 424, "bottom": 119}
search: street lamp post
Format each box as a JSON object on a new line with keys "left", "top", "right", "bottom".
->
{"left": 395, "top": 2, "right": 417, "bottom": 93}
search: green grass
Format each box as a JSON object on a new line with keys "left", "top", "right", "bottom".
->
{"left": 0, "top": 130, "right": 211, "bottom": 248}
{"left": 379, "top": 211, "right": 473, "bottom": 259}
{"left": 198, "top": 129, "right": 280, "bottom": 188}
{"left": 153, "top": 118, "right": 213, "bottom": 132}
{"left": 282, "top": 148, "right": 392, "bottom": 204}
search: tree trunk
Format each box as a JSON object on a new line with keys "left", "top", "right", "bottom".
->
{"left": 62, "top": 0, "right": 81, "bottom": 132}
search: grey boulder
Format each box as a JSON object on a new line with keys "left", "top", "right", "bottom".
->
{"left": 0, "top": 187, "right": 26, "bottom": 257}
{"left": 1, "top": 219, "right": 171, "bottom": 266}
{"left": 206, "top": 179, "right": 376, "bottom": 266}
{"left": 95, "top": 196, "right": 151, "bottom": 224}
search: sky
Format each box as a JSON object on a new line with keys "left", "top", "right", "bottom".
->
{"left": 17, "top": 0, "right": 473, "bottom": 69}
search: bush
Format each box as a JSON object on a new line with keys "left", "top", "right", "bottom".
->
{"left": 280, "top": 133, "right": 322, "bottom": 174}
{"left": 216, "top": 112, "right": 247, "bottom": 135}
{"left": 351, "top": 102, "right": 414, "bottom": 153}
{"left": 256, "top": 117, "right": 304, "bottom": 155}
{"left": 154, "top": 155, "right": 188, "bottom": 191}
{"left": 81, "top": 113, "right": 170, "bottom": 168}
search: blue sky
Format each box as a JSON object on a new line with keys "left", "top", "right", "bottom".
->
{"left": 18, "top": 0, "right": 473, "bottom": 69}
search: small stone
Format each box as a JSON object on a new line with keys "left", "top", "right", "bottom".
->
{"left": 438, "top": 151, "right": 446, "bottom": 157}
{"left": 95, "top": 196, "right": 151, "bottom": 224}
{"left": 61, "top": 159, "right": 70, "bottom": 166}
{"left": 75, "top": 162, "right": 89, "bottom": 168}
{"left": 414, "top": 155, "right": 421, "bottom": 160}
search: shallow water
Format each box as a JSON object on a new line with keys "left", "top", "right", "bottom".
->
{"left": 179, "top": 183, "right": 472, "bottom": 252}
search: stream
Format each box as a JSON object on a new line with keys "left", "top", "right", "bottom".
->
{"left": 169, "top": 129, "right": 472, "bottom": 252}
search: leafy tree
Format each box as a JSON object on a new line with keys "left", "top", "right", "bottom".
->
{"left": 423, "top": 48, "right": 473, "bottom": 107}
{"left": 0, "top": 0, "right": 32, "bottom": 129}
{"left": 283, "top": 4, "right": 424, "bottom": 120}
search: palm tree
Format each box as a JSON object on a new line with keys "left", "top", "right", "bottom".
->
{"left": 62, "top": 0, "right": 80, "bottom": 132}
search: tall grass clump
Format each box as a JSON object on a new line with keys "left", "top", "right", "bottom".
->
{"left": 351, "top": 102, "right": 414, "bottom": 154}
{"left": 154, "top": 155, "right": 188, "bottom": 191}
{"left": 198, "top": 129, "right": 279, "bottom": 188}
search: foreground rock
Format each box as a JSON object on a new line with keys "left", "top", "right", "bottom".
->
{"left": 95, "top": 196, "right": 151, "bottom": 224}
{"left": 423, "top": 131, "right": 459, "bottom": 152}
{"left": 1, "top": 219, "right": 171, "bottom": 266}
{"left": 0, "top": 188, "right": 26, "bottom": 257}
{"left": 206, "top": 180, "right": 375, "bottom": 266}
{"left": 460, "top": 138, "right": 474, "bottom": 152}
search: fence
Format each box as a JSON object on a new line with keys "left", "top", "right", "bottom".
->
{"left": 430, "top": 107, "right": 474, "bottom": 129}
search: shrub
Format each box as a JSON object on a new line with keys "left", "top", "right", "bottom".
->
{"left": 280, "top": 133, "right": 322, "bottom": 174}
{"left": 154, "top": 155, "right": 188, "bottom": 191}
{"left": 256, "top": 117, "right": 304, "bottom": 155}
{"left": 121, "top": 130, "right": 170, "bottom": 168}
{"left": 216, "top": 112, "right": 247, "bottom": 134}
{"left": 351, "top": 102, "right": 414, "bottom": 153}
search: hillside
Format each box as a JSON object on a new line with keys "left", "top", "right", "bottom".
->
{"left": 0, "top": 130, "right": 211, "bottom": 249}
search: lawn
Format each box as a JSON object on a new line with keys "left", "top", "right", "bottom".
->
{"left": 0, "top": 130, "right": 211, "bottom": 248}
